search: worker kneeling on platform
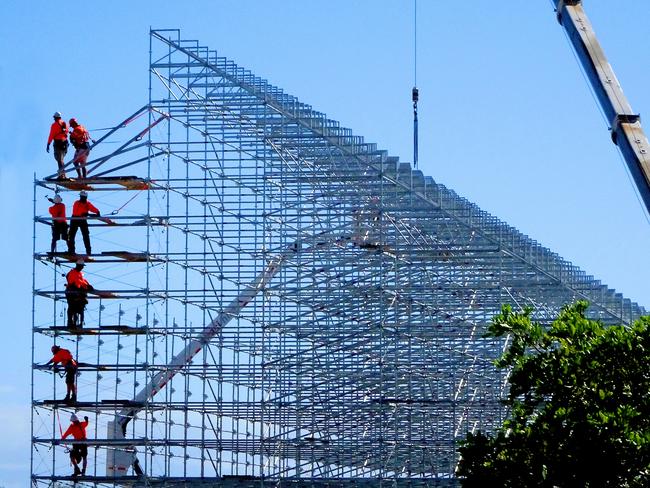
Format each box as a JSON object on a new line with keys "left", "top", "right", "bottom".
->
{"left": 66, "top": 259, "right": 93, "bottom": 329}
{"left": 45, "top": 345, "right": 78, "bottom": 402}
{"left": 62, "top": 413, "right": 89, "bottom": 477}
{"left": 68, "top": 191, "right": 100, "bottom": 256}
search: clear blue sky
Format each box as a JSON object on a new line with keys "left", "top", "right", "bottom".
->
{"left": 1, "top": 1, "right": 650, "bottom": 486}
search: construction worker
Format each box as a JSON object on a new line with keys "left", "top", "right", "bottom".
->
{"left": 69, "top": 118, "right": 94, "bottom": 179}
{"left": 66, "top": 258, "right": 93, "bottom": 329}
{"left": 45, "top": 345, "right": 78, "bottom": 402}
{"left": 68, "top": 191, "right": 100, "bottom": 255}
{"left": 46, "top": 112, "right": 69, "bottom": 179}
{"left": 47, "top": 194, "right": 68, "bottom": 254}
{"left": 62, "top": 413, "right": 89, "bottom": 477}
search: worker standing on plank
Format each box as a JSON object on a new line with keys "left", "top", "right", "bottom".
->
{"left": 44, "top": 345, "right": 78, "bottom": 402}
{"left": 66, "top": 258, "right": 93, "bottom": 329}
{"left": 62, "top": 413, "right": 89, "bottom": 477}
{"left": 47, "top": 194, "right": 68, "bottom": 254}
{"left": 46, "top": 112, "right": 69, "bottom": 179}
{"left": 69, "top": 118, "right": 93, "bottom": 179}
{"left": 68, "top": 191, "right": 100, "bottom": 256}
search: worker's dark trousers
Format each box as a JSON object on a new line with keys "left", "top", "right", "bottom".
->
{"left": 68, "top": 218, "right": 91, "bottom": 255}
{"left": 53, "top": 140, "right": 68, "bottom": 177}
{"left": 51, "top": 221, "right": 68, "bottom": 253}
{"left": 66, "top": 292, "right": 86, "bottom": 328}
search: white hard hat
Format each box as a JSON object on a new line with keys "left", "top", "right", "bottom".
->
{"left": 53, "top": 195, "right": 62, "bottom": 204}
{"left": 79, "top": 190, "right": 88, "bottom": 197}
{"left": 70, "top": 414, "right": 79, "bottom": 422}
{"left": 53, "top": 111, "right": 62, "bottom": 118}
{"left": 76, "top": 258, "right": 85, "bottom": 266}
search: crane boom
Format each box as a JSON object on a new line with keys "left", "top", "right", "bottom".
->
{"left": 555, "top": 0, "right": 650, "bottom": 215}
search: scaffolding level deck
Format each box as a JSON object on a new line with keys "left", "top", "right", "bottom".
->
{"left": 40, "top": 175, "right": 152, "bottom": 191}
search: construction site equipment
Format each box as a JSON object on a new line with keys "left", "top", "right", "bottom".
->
{"left": 555, "top": 0, "right": 650, "bottom": 215}
{"left": 30, "top": 28, "right": 646, "bottom": 487}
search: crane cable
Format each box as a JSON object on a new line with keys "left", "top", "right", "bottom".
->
{"left": 412, "top": 0, "right": 419, "bottom": 169}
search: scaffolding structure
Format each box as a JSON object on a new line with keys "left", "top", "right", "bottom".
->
{"left": 31, "top": 29, "right": 646, "bottom": 487}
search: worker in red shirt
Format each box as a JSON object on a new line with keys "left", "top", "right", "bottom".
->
{"left": 44, "top": 345, "right": 78, "bottom": 402}
{"left": 47, "top": 194, "right": 69, "bottom": 254}
{"left": 62, "top": 413, "right": 89, "bottom": 477}
{"left": 69, "top": 118, "right": 94, "bottom": 179}
{"left": 46, "top": 112, "right": 69, "bottom": 179}
{"left": 68, "top": 191, "right": 100, "bottom": 255}
{"left": 66, "top": 258, "right": 93, "bottom": 329}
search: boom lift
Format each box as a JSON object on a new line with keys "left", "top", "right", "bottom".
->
{"left": 106, "top": 231, "right": 380, "bottom": 476}
{"left": 554, "top": 0, "right": 650, "bottom": 215}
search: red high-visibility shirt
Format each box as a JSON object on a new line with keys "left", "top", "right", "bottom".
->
{"left": 72, "top": 200, "right": 99, "bottom": 217}
{"left": 62, "top": 420, "right": 88, "bottom": 440}
{"left": 47, "top": 120, "right": 68, "bottom": 144}
{"left": 67, "top": 269, "right": 90, "bottom": 289}
{"left": 70, "top": 125, "right": 90, "bottom": 147}
{"left": 49, "top": 203, "right": 66, "bottom": 223}
{"left": 50, "top": 348, "right": 76, "bottom": 367}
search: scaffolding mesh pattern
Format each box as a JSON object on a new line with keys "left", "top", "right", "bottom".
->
{"left": 31, "top": 29, "right": 645, "bottom": 487}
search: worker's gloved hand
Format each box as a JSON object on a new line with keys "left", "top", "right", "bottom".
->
{"left": 46, "top": 144, "right": 50, "bottom": 153}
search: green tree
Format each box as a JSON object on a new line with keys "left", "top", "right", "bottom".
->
{"left": 457, "top": 301, "right": 650, "bottom": 487}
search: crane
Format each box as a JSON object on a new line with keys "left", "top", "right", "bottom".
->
{"left": 554, "top": 0, "right": 650, "bottom": 216}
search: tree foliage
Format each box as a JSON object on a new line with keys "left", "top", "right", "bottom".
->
{"left": 457, "top": 301, "right": 650, "bottom": 487}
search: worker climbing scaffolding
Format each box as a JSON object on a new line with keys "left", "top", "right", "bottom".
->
{"left": 44, "top": 345, "right": 78, "bottom": 402}
{"left": 65, "top": 258, "right": 93, "bottom": 329}
{"left": 62, "top": 413, "right": 90, "bottom": 477}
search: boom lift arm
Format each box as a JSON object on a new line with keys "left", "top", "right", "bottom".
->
{"left": 554, "top": 0, "right": 650, "bottom": 215}
{"left": 106, "top": 234, "right": 365, "bottom": 476}
{"left": 106, "top": 251, "right": 288, "bottom": 476}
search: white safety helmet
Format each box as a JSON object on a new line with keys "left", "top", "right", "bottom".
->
{"left": 79, "top": 190, "right": 88, "bottom": 197}
{"left": 76, "top": 258, "right": 85, "bottom": 266}
{"left": 70, "top": 414, "right": 79, "bottom": 422}
{"left": 53, "top": 195, "right": 62, "bottom": 204}
{"left": 53, "top": 111, "right": 62, "bottom": 119}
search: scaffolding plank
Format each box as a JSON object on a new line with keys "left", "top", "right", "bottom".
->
{"left": 37, "top": 325, "right": 151, "bottom": 336}
{"left": 44, "top": 178, "right": 94, "bottom": 190}
{"left": 43, "top": 175, "right": 150, "bottom": 191}
{"left": 100, "top": 251, "right": 162, "bottom": 262}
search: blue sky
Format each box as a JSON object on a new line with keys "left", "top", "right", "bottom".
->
{"left": 2, "top": 1, "right": 650, "bottom": 486}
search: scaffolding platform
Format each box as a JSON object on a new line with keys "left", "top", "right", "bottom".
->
{"left": 42, "top": 176, "right": 151, "bottom": 191}
{"left": 100, "top": 251, "right": 163, "bottom": 262}
{"left": 43, "top": 252, "right": 95, "bottom": 262}
{"left": 37, "top": 400, "right": 145, "bottom": 410}
{"left": 35, "top": 251, "right": 161, "bottom": 263}
{"left": 37, "top": 325, "right": 152, "bottom": 336}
